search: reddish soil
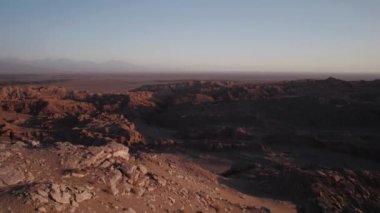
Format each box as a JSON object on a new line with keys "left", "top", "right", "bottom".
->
{"left": 0, "top": 75, "right": 379, "bottom": 213}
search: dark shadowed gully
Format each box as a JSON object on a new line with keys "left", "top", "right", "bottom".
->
{"left": 0, "top": 78, "right": 379, "bottom": 213}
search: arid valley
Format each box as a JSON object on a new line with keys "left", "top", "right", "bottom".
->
{"left": 2, "top": 1, "right": 380, "bottom": 212}
{"left": 0, "top": 74, "right": 379, "bottom": 213}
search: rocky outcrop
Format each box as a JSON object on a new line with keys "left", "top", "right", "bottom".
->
{"left": 57, "top": 141, "right": 130, "bottom": 171}
{"left": 56, "top": 141, "right": 164, "bottom": 198}
{"left": 26, "top": 182, "right": 95, "bottom": 211}
{"left": 0, "top": 143, "right": 35, "bottom": 188}
{"left": 0, "top": 86, "right": 146, "bottom": 146}
{"left": 73, "top": 113, "right": 145, "bottom": 146}
{"left": 0, "top": 165, "right": 34, "bottom": 187}
{"left": 223, "top": 163, "right": 380, "bottom": 213}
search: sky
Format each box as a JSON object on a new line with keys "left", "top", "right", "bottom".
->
{"left": 1, "top": 0, "right": 379, "bottom": 73}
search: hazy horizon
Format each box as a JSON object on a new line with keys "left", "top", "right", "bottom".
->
{"left": 1, "top": 0, "right": 380, "bottom": 73}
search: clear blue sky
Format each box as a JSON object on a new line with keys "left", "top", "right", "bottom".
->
{"left": 1, "top": 0, "right": 379, "bottom": 72}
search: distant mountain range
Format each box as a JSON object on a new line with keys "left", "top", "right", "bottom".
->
{"left": 0, "top": 58, "right": 140, "bottom": 73}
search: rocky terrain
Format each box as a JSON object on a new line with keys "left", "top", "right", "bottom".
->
{"left": 0, "top": 77, "right": 379, "bottom": 212}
